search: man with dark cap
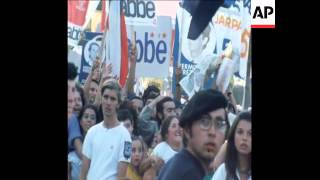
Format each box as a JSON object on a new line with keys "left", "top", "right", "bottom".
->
{"left": 158, "top": 89, "right": 230, "bottom": 180}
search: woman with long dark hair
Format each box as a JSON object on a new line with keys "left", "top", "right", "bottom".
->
{"left": 212, "top": 111, "right": 251, "bottom": 180}
{"left": 68, "top": 104, "right": 98, "bottom": 180}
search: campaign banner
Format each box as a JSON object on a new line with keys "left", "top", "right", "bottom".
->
{"left": 126, "top": 16, "right": 172, "bottom": 78}
{"left": 240, "top": 0, "right": 251, "bottom": 79}
{"left": 172, "top": 1, "right": 251, "bottom": 98}
{"left": 122, "top": 0, "right": 157, "bottom": 26}
{"left": 79, "top": 32, "right": 103, "bottom": 85}
{"left": 68, "top": 0, "right": 100, "bottom": 47}
{"left": 213, "top": 0, "right": 252, "bottom": 79}
{"left": 172, "top": 5, "right": 217, "bottom": 98}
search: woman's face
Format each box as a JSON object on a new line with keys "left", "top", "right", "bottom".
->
{"left": 167, "top": 118, "right": 182, "bottom": 146}
{"left": 80, "top": 108, "right": 97, "bottom": 133}
{"left": 131, "top": 140, "right": 144, "bottom": 167}
{"left": 234, "top": 120, "right": 252, "bottom": 155}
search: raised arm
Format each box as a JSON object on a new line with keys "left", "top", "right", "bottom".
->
{"left": 84, "top": 58, "right": 101, "bottom": 104}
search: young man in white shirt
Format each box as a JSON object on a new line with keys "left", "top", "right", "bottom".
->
{"left": 80, "top": 80, "right": 132, "bottom": 180}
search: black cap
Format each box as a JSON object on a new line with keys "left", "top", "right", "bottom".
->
{"left": 180, "top": 89, "right": 227, "bottom": 128}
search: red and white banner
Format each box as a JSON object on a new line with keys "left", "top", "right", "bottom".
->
{"left": 68, "top": 0, "right": 100, "bottom": 46}
{"left": 105, "top": 0, "right": 129, "bottom": 87}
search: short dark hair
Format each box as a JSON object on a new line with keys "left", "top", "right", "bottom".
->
{"left": 101, "top": 80, "right": 122, "bottom": 104}
{"left": 119, "top": 101, "right": 139, "bottom": 136}
{"left": 130, "top": 96, "right": 142, "bottom": 101}
{"left": 160, "top": 116, "right": 178, "bottom": 142}
{"left": 225, "top": 111, "right": 251, "bottom": 180}
{"left": 156, "top": 97, "right": 174, "bottom": 121}
{"left": 68, "top": 62, "right": 78, "bottom": 80}
{"left": 142, "top": 85, "right": 160, "bottom": 105}
{"left": 144, "top": 93, "right": 158, "bottom": 105}
{"left": 91, "top": 79, "right": 99, "bottom": 86}
{"left": 117, "top": 109, "right": 134, "bottom": 124}
{"left": 179, "top": 89, "right": 228, "bottom": 129}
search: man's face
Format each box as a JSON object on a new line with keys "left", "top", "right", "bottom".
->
{"left": 89, "top": 81, "right": 99, "bottom": 103}
{"left": 186, "top": 108, "right": 227, "bottom": 163}
{"left": 160, "top": 101, "right": 176, "bottom": 121}
{"left": 101, "top": 88, "right": 119, "bottom": 118}
{"left": 73, "top": 90, "right": 83, "bottom": 116}
{"left": 89, "top": 44, "right": 99, "bottom": 61}
{"left": 122, "top": 119, "right": 133, "bottom": 136}
{"left": 68, "top": 80, "right": 76, "bottom": 120}
{"left": 131, "top": 98, "right": 143, "bottom": 114}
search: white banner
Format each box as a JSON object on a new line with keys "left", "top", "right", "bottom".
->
{"left": 122, "top": 0, "right": 157, "bottom": 26}
{"left": 212, "top": 0, "right": 251, "bottom": 79}
{"left": 126, "top": 16, "right": 172, "bottom": 78}
{"left": 240, "top": 0, "right": 251, "bottom": 79}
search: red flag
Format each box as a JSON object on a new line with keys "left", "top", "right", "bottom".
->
{"left": 119, "top": 11, "right": 128, "bottom": 87}
{"left": 101, "top": 0, "right": 106, "bottom": 32}
{"left": 68, "top": 0, "right": 89, "bottom": 26}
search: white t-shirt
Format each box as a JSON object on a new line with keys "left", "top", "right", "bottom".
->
{"left": 211, "top": 163, "right": 252, "bottom": 180}
{"left": 82, "top": 122, "right": 132, "bottom": 180}
{"left": 151, "top": 141, "right": 178, "bottom": 163}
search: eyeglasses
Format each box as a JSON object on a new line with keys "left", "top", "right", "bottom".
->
{"left": 198, "top": 115, "right": 227, "bottom": 132}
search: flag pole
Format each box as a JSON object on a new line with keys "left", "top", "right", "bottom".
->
{"left": 177, "top": 2, "right": 185, "bottom": 67}
{"left": 98, "top": 0, "right": 109, "bottom": 70}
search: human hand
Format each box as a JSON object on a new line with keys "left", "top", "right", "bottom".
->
{"left": 150, "top": 156, "right": 165, "bottom": 171}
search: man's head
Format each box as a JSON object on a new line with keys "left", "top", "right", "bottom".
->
{"left": 180, "top": 89, "right": 229, "bottom": 165}
{"left": 156, "top": 97, "right": 176, "bottom": 124}
{"left": 142, "top": 85, "right": 160, "bottom": 105}
{"left": 88, "top": 42, "right": 99, "bottom": 62}
{"left": 101, "top": 80, "right": 122, "bottom": 118}
{"left": 144, "top": 93, "right": 158, "bottom": 107}
{"left": 88, "top": 79, "right": 99, "bottom": 104}
{"left": 68, "top": 62, "right": 78, "bottom": 120}
{"left": 118, "top": 109, "right": 134, "bottom": 136}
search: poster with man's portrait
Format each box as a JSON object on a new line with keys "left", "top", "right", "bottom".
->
{"left": 79, "top": 32, "right": 103, "bottom": 84}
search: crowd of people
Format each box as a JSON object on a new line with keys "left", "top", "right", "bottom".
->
{"left": 68, "top": 44, "right": 251, "bottom": 180}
